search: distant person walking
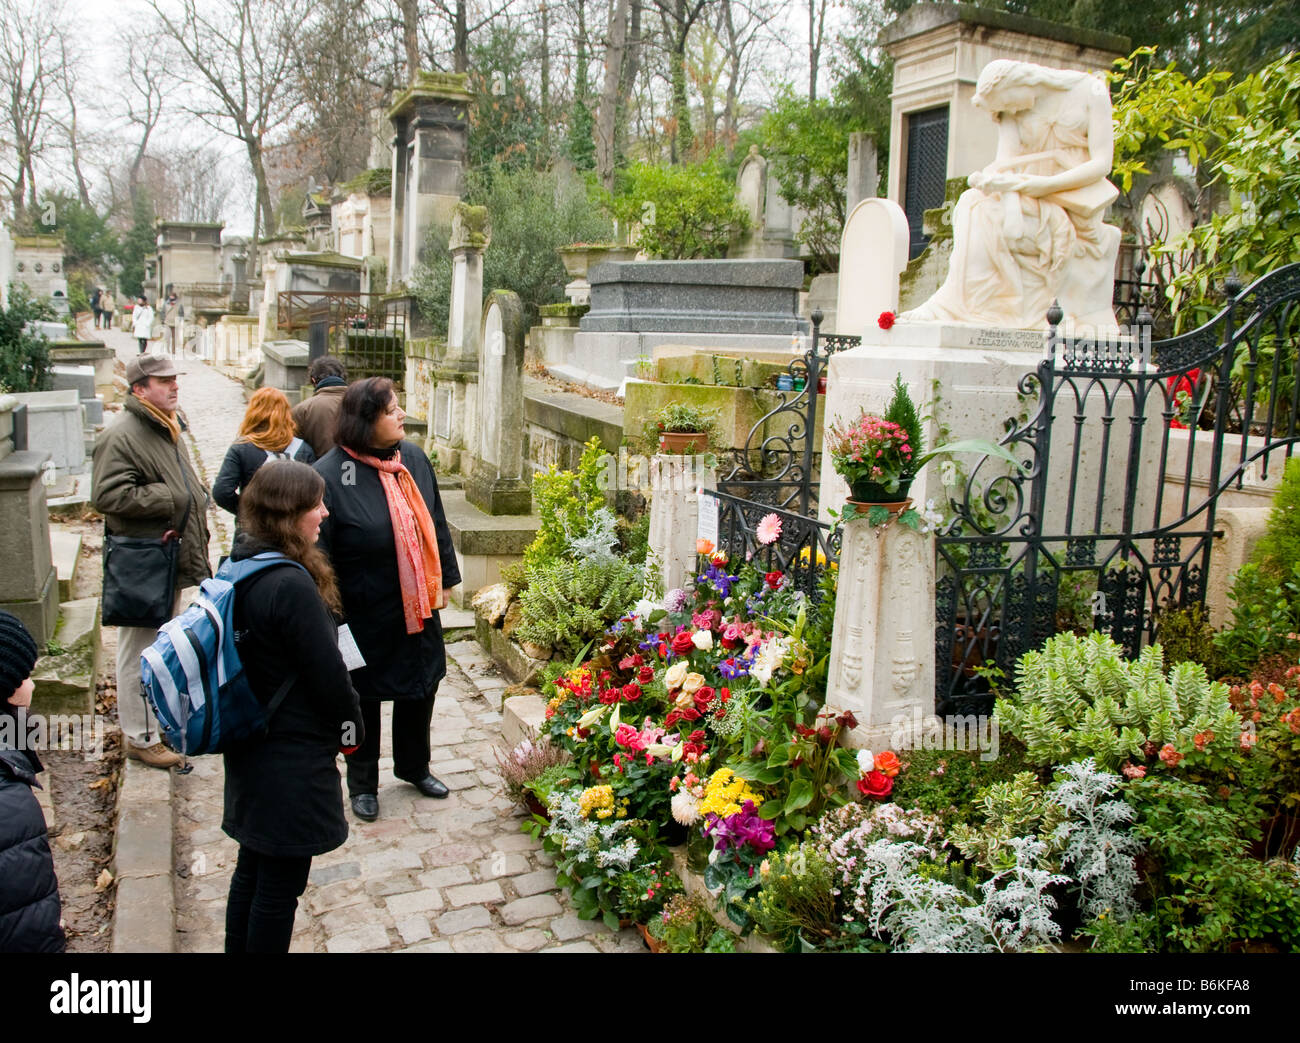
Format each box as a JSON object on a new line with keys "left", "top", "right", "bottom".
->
{"left": 214, "top": 387, "right": 317, "bottom": 523}
{"left": 163, "top": 292, "right": 183, "bottom": 354}
{"left": 291, "top": 357, "right": 348, "bottom": 457}
{"left": 90, "top": 287, "right": 103, "bottom": 330}
{"left": 101, "top": 289, "right": 116, "bottom": 331}
{"left": 131, "top": 296, "right": 155, "bottom": 355}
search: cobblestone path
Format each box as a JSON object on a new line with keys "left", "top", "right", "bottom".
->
{"left": 103, "top": 331, "right": 639, "bottom": 953}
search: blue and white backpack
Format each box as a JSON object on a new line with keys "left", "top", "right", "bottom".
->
{"left": 140, "top": 553, "right": 304, "bottom": 755}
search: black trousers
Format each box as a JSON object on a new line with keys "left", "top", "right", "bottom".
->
{"left": 345, "top": 689, "right": 436, "bottom": 796}
{"left": 225, "top": 846, "right": 312, "bottom": 953}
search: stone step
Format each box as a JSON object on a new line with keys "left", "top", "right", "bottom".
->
{"left": 50, "top": 527, "right": 82, "bottom": 601}
{"left": 440, "top": 490, "right": 541, "bottom": 605}
{"left": 47, "top": 472, "right": 93, "bottom": 519}
{"left": 502, "top": 692, "right": 546, "bottom": 748}
{"left": 31, "top": 596, "right": 101, "bottom": 717}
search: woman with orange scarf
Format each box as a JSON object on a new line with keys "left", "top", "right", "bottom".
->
{"left": 214, "top": 387, "right": 317, "bottom": 522}
{"left": 314, "top": 378, "right": 461, "bottom": 822}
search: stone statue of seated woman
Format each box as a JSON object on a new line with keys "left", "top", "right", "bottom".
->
{"left": 903, "top": 59, "right": 1122, "bottom": 334}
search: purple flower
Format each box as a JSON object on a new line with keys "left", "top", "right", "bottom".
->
{"left": 705, "top": 802, "right": 776, "bottom": 857}
{"left": 664, "top": 587, "right": 691, "bottom": 613}
{"left": 718, "top": 657, "right": 749, "bottom": 679}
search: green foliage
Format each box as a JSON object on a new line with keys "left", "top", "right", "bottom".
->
{"left": 0, "top": 284, "right": 55, "bottom": 393}
{"left": 759, "top": 85, "right": 875, "bottom": 272}
{"left": 1213, "top": 563, "right": 1300, "bottom": 675}
{"left": 466, "top": 24, "right": 546, "bottom": 172}
{"left": 522, "top": 436, "right": 607, "bottom": 575}
{"left": 117, "top": 194, "right": 157, "bottom": 300}
{"left": 565, "top": 98, "right": 596, "bottom": 171}
{"left": 883, "top": 374, "right": 924, "bottom": 463}
{"left": 1110, "top": 51, "right": 1300, "bottom": 331}
{"left": 35, "top": 192, "right": 117, "bottom": 285}
{"left": 1251, "top": 456, "right": 1300, "bottom": 581}
{"left": 891, "top": 745, "right": 1032, "bottom": 825}
{"left": 411, "top": 167, "right": 612, "bottom": 334}
{"left": 996, "top": 632, "right": 1239, "bottom": 768}
{"left": 950, "top": 773, "right": 1065, "bottom": 872}
{"left": 1154, "top": 603, "right": 1220, "bottom": 675}
{"left": 606, "top": 161, "right": 748, "bottom": 260}
{"left": 514, "top": 558, "right": 644, "bottom": 659}
{"left": 1125, "top": 774, "right": 1300, "bottom": 952}
{"left": 648, "top": 893, "right": 737, "bottom": 953}
{"left": 650, "top": 401, "right": 717, "bottom": 434}
{"left": 746, "top": 843, "right": 841, "bottom": 950}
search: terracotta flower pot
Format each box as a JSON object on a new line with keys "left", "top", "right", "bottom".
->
{"left": 635, "top": 921, "right": 666, "bottom": 953}
{"left": 847, "top": 496, "right": 913, "bottom": 517}
{"left": 659, "top": 430, "right": 708, "bottom": 454}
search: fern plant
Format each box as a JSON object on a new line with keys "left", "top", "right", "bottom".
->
{"left": 996, "top": 632, "right": 1238, "bottom": 768}
{"left": 514, "top": 558, "right": 644, "bottom": 658}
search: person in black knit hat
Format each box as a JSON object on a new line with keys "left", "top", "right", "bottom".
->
{"left": 0, "top": 611, "right": 65, "bottom": 952}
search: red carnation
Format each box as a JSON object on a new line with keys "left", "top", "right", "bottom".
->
{"left": 877, "top": 311, "right": 896, "bottom": 330}
{"left": 765, "top": 570, "right": 783, "bottom": 590}
{"left": 598, "top": 688, "right": 619, "bottom": 705}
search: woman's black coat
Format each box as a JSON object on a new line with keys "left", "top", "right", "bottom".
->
{"left": 221, "top": 536, "right": 363, "bottom": 858}
{"left": 314, "top": 441, "right": 460, "bottom": 702}
{"left": 212, "top": 439, "right": 317, "bottom": 517}
{"left": 0, "top": 746, "right": 65, "bottom": 952}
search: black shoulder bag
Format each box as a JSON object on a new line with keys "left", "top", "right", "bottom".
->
{"left": 101, "top": 442, "right": 194, "bottom": 629}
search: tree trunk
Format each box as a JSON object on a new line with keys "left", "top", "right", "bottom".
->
{"left": 595, "top": 0, "right": 629, "bottom": 190}
{"left": 454, "top": 0, "right": 468, "bottom": 73}
{"left": 540, "top": 0, "right": 551, "bottom": 160}
{"left": 400, "top": 0, "right": 420, "bottom": 82}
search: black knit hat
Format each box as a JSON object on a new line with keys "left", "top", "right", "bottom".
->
{"left": 0, "top": 611, "right": 39, "bottom": 700}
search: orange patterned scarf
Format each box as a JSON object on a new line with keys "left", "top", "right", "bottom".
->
{"left": 342, "top": 446, "right": 442, "bottom": 634}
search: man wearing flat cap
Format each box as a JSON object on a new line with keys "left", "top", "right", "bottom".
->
{"left": 91, "top": 354, "right": 211, "bottom": 768}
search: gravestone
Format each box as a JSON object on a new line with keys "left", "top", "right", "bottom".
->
{"left": 836, "top": 198, "right": 911, "bottom": 336}
{"left": 731, "top": 147, "right": 800, "bottom": 260}
{"left": 445, "top": 203, "right": 491, "bottom": 369}
{"left": 11, "top": 390, "right": 85, "bottom": 475}
{"left": 0, "top": 395, "right": 57, "bottom": 642}
{"left": 466, "top": 291, "right": 531, "bottom": 515}
{"left": 261, "top": 340, "right": 311, "bottom": 402}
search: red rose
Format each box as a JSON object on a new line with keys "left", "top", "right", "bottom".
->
{"left": 637, "top": 665, "right": 655, "bottom": 685}
{"left": 877, "top": 311, "right": 895, "bottom": 330}
{"left": 720, "top": 687, "right": 731, "bottom": 702}
{"left": 694, "top": 686, "right": 715, "bottom": 711}
{"left": 657, "top": 642, "right": 668, "bottom": 657}
{"left": 765, "top": 571, "right": 783, "bottom": 590}
{"left": 622, "top": 682, "right": 642, "bottom": 702}
{"left": 671, "top": 631, "right": 695, "bottom": 656}
{"left": 857, "top": 770, "right": 894, "bottom": 799}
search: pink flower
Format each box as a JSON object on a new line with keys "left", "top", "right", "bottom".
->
{"left": 756, "top": 512, "right": 782, "bottom": 546}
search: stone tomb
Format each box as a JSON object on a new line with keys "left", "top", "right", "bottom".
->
{"left": 564, "top": 259, "right": 808, "bottom": 389}
{"left": 466, "top": 292, "right": 530, "bottom": 515}
{"left": 0, "top": 395, "right": 57, "bottom": 642}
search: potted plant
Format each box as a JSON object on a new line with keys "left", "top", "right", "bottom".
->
{"left": 827, "top": 375, "right": 1022, "bottom": 511}
{"left": 650, "top": 402, "right": 717, "bottom": 454}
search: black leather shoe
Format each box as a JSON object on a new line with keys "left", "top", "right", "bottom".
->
{"left": 350, "top": 794, "right": 379, "bottom": 821}
{"left": 405, "top": 774, "right": 450, "bottom": 799}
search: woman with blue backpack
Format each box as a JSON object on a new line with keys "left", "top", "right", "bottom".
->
{"left": 213, "top": 387, "right": 317, "bottom": 524}
{"left": 221, "top": 460, "right": 363, "bottom": 952}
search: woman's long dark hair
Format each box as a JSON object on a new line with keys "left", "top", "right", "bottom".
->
{"left": 237, "top": 460, "right": 341, "bottom": 614}
{"left": 334, "top": 376, "right": 395, "bottom": 453}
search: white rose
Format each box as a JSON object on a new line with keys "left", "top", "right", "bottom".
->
{"left": 664, "top": 660, "right": 688, "bottom": 690}
{"left": 691, "top": 629, "right": 713, "bottom": 651}
{"left": 857, "top": 749, "right": 875, "bottom": 774}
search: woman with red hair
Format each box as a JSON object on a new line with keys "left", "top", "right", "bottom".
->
{"left": 214, "top": 387, "right": 317, "bottom": 520}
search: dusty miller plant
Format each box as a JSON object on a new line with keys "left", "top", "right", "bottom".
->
{"left": 566, "top": 506, "right": 620, "bottom": 564}
{"left": 1047, "top": 758, "right": 1142, "bottom": 922}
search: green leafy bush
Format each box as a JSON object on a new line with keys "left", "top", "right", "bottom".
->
{"left": 1155, "top": 603, "right": 1220, "bottom": 676}
{"left": 513, "top": 558, "right": 644, "bottom": 658}
{"left": 0, "top": 284, "right": 55, "bottom": 393}
{"left": 996, "top": 632, "right": 1239, "bottom": 768}
{"left": 1123, "top": 775, "right": 1300, "bottom": 952}
{"left": 1251, "top": 455, "right": 1300, "bottom": 581}
{"left": 890, "top": 745, "right": 1032, "bottom": 826}
{"left": 522, "top": 436, "right": 607, "bottom": 575}
{"left": 606, "top": 161, "right": 748, "bottom": 259}
{"left": 1213, "top": 563, "right": 1300, "bottom": 675}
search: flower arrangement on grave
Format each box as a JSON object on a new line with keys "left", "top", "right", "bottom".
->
{"left": 827, "top": 374, "right": 1024, "bottom": 522}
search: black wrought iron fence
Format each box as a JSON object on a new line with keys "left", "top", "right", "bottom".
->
{"left": 702, "top": 314, "right": 859, "bottom": 588}
{"left": 935, "top": 263, "right": 1300, "bottom": 715}
{"left": 276, "top": 291, "right": 407, "bottom": 383}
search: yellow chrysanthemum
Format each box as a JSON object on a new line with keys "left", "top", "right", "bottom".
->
{"left": 697, "top": 767, "right": 763, "bottom": 819}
